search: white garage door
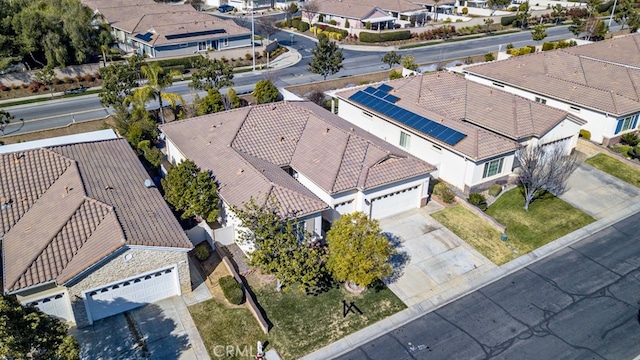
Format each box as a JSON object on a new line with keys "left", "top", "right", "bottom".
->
{"left": 542, "top": 137, "right": 572, "bottom": 153}
{"left": 25, "top": 292, "right": 75, "bottom": 323}
{"left": 371, "top": 185, "right": 420, "bottom": 219}
{"left": 84, "top": 266, "right": 179, "bottom": 323}
{"left": 334, "top": 200, "right": 355, "bottom": 215}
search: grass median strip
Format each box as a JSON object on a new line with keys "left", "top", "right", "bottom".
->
{"left": 585, "top": 153, "right": 640, "bottom": 188}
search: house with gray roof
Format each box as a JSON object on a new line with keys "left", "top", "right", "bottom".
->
{"left": 1, "top": 131, "right": 192, "bottom": 327}
{"left": 332, "top": 71, "right": 585, "bottom": 192}
{"left": 84, "top": 0, "right": 252, "bottom": 58}
{"left": 463, "top": 34, "right": 640, "bottom": 145}
{"left": 159, "top": 101, "right": 435, "bottom": 250}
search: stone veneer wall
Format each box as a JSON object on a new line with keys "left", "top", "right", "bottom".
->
{"left": 67, "top": 248, "right": 190, "bottom": 327}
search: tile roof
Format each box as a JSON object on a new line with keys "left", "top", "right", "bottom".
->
{"left": 564, "top": 33, "right": 640, "bottom": 69}
{"left": 464, "top": 44, "right": 640, "bottom": 116}
{"left": 314, "top": 0, "right": 424, "bottom": 19}
{"left": 159, "top": 101, "right": 434, "bottom": 216}
{"left": 336, "top": 72, "right": 578, "bottom": 161}
{"left": 1, "top": 139, "right": 191, "bottom": 293}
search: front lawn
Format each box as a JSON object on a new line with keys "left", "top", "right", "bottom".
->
{"left": 486, "top": 188, "right": 595, "bottom": 253}
{"left": 246, "top": 275, "right": 406, "bottom": 359}
{"left": 431, "top": 205, "right": 520, "bottom": 265}
{"left": 585, "top": 153, "right": 640, "bottom": 188}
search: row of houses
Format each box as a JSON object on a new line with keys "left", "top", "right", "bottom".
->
{"left": 3, "top": 34, "right": 638, "bottom": 329}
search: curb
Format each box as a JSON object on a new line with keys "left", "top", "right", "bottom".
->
{"left": 301, "top": 193, "right": 640, "bottom": 360}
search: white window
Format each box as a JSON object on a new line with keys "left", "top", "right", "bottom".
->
{"left": 362, "top": 111, "right": 373, "bottom": 118}
{"left": 179, "top": 43, "right": 188, "bottom": 48}
{"left": 432, "top": 144, "right": 442, "bottom": 152}
{"left": 223, "top": 38, "right": 229, "bottom": 47}
{"left": 482, "top": 158, "right": 504, "bottom": 178}
{"left": 616, "top": 114, "right": 639, "bottom": 134}
{"left": 569, "top": 106, "right": 581, "bottom": 112}
{"left": 198, "top": 41, "right": 206, "bottom": 51}
{"left": 400, "top": 131, "right": 411, "bottom": 149}
{"left": 535, "top": 97, "right": 547, "bottom": 104}
{"left": 492, "top": 82, "right": 504, "bottom": 88}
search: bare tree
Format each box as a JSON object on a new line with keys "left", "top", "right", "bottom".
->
{"left": 257, "top": 15, "right": 279, "bottom": 41}
{"left": 515, "top": 142, "right": 577, "bottom": 210}
{"left": 302, "top": 1, "right": 319, "bottom": 27}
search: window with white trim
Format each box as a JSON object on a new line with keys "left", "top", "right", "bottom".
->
{"left": 535, "top": 97, "right": 547, "bottom": 104}
{"left": 569, "top": 106, "right": 581, "bottom": 112}
{"left": 616, "top": 113, "right": 639, "bottom": 134}
{"left": 482, "top": 158, "right": 504, "bottom": 178}
{"left": 362, "top": 111, "right": 373, "bottom": 118}
{"left": 399, "top": 131, "right": 411, "bottom": 149}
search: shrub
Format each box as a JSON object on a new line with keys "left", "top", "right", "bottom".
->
{"left": 84, "top": 74, "right": 95, "bottom": 82}
{"left": 0, "top": 84, "right": 8, "bottom": 91}
{"left": 245, "top": 53, "right": 253, "bottom": 60}
{"left": 291, "top": 18, "right": 301, "bottom": 29}
{"left": 579, "top": 129, "right": 591, "bottom": 140}
{"left": 501, "top": 15, "right": 519, "bottom": 26}
{"left": 359, "top": 30, "right": 411, "bottom": 43}
{"left": 345, "top": 19, "right": 350, "bottom": 28}
{"left": 506, "top": 42, "right": 514, "bottom": 49}
{"left": 194, "top": 243, "right": 211, "bottom": 260}
{"left": 485, "top": 52, "right": 495, "bottom": 61}
{"left": 488, "top": 184, "right": 502, "bottom": 197}
{"left": 64, "top": 77, "right": 74, "bottom": 84}
{"left": 76, "top": 74, "right": 84, "bottom": 82}
{"left": 389, "top": 69, "right": 402, "bottom": 80}
{"left": 39, "top": 85, "right": 47, "bottom": 92}
{"left": 219, "top": 276, "right": 244, "bottom": 305}
{"left": 433, "top": 182, "right": 455, "bottom": 204}
{"left": 54, "top": 78, "right": 64, "bottom": 85}
{"left": 542, "top": 42, "right": 556, "bottom": 51}
{"left": 298, "top": 21, "right": 310, "bottom": 32}
{"left": 621, "top": 132, "right": 640, "bottom": 146}
{"left": 629, "top": 146, "right": 640, "bottom": 159}
{"left": 328, "top": 19, "right": 337, "bottom": 25}
{"left": 462, "top": 7, "right": 468, "bottom": 14}
{"left": 468, "top": 193, "right": 488, "bottom": 211}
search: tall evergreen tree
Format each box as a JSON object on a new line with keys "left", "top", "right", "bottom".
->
{"left": 162, "top": 159, "right": 220, "bottom": 223}
{"left": 307, "top": 35, "right": 344, "bottom": 80}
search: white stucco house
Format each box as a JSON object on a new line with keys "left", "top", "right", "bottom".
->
{"left": 332, "top": 72, "right": 585, "bottom": 192}
{"left": 159, "top": 101, "right": 435, "bottom": 250}
{"left": 463, "top": 34, "right": 640, "bottom": 146}
{"left": 0, "top": 130, "right": 193, "bottom": 327}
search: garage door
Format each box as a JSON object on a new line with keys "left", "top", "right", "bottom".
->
{"left": 542, "top": 137, "right": 572, "bottom": 153}
{"left": 334, "top": 200, "right": 355, "bottom": 215}
{"left": 370, "top": 185, "right": 420, "bottom": 219}
{"left": 84, "top": 266, "right": 179, "bottom": 323}
{"left": 25, "top": 292, "right": 75, "bottom": 323}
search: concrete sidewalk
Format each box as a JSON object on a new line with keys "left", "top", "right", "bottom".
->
{"left": 303, "top": 183, "right": 640, "bottom": 359}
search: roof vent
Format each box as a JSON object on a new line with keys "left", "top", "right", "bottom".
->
{"left": 237, "top": 168, "right": 244, "bottom": 175}
{"left": 0, "top": 198, "right": 12, "bottom": 211}
{"left": 280, "top": 136, "right": 285, "bottom": 143}
{"left": 350, "top": 127, "right": 355, "bottom": 131}
{"left": 144, "top": 179, "right": 153, "bottom": 188}
{"left": 324, "top": 127, "right": 330, "bottom": 134}
{"left": 105, "top": 185, "right": 114, "bottom": 190}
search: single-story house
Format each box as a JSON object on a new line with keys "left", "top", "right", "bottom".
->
{"left": 463, "top": 34, "right": 640, "bottom": 145}
{"left": 84, "top": 0, "right": 252, "bottom": 58}
{"left": 159, "top": 101, "right": 435, "bottom": 249}
{"left": 332, "top": 72, "right": 585, "bottom": 192}
{"left": 0, "top": 130, "right": 192, "bottom": 327}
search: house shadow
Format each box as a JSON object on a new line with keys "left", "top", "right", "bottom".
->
{"left": 383, "top": 232, "right": 411, "bottom": 285}
{"left": 70, "top": 299, "right": 190, "bottom": 359}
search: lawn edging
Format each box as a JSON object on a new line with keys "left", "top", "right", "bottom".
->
{"left": 220, "top": 256, "right": 270, "bottom": 334}
{"left": 454, "top": 195, "right": 505, "bottom": 233}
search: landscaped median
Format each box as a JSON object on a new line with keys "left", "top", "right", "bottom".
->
{"left": 432, "top": 187, "right": 595, "bottom": 266}
{"left": 585, "top": 153, "right": 640, "bottom": 188}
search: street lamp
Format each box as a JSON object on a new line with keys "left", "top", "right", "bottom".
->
{"left": 251, "top": 2, "right": 256, "bottom": 71}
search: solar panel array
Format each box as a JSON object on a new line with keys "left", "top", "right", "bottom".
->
{"left": 134, "top": 32, "right": 154, "bottom": 42}
{"left": 165, "top": 29, "right": 226, "bottom": 40}
{"left": 348, "top": 86, "right": 467, "bottom": 146}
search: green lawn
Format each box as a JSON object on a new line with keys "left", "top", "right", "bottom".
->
{"left": 432, "top": 205, "right": 520, "bottom": 265}
{"left": 585, "top": 153, "right": 640, "bottom": 188}
{"left": 485, "top": 188, "right": 595, "bottom": 253}
{"left": 247, "top": 276, "right": 406, "bottom": 359}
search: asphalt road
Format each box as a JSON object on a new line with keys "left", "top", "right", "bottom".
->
{"left": 335, "top": 212, "right": 640, "bottom": 360}
{"left": 0, "top": 24, "right": 619, "bottom": 135}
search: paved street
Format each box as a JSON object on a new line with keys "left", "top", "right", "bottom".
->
{"left": 334, "top": 212, "right": 640, "bottom": 360}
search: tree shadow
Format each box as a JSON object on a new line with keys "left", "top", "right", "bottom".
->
{"left": 383, "top": 232, "right": 411, "bottom": 285}
{"left": 70, "top": 300, "right": 191, "bottom": 359}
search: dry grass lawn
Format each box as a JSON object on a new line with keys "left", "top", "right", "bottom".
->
{"left": 585, "top": 153, "right": 640, "bottom": 188}
{"left": 431, "top": 205, "right": 520, "bottom": 265}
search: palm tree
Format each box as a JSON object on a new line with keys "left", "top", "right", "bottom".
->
{"left": 138, "top": 63, "right": 185, "bottom": 124}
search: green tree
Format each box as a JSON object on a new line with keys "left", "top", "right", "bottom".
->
{"left": 551, "top": 4, "right": 566, "bottom": 24}
{"left": 381, "top": 51, "right": 402, "bottom": 69}
{"left": 99, "top": 55, "right": 143, "bottom": 109}
{"left": 0, "top": 295, "right": 80, "bottom": 360}
{"left": 162, "top": 159, "right": 220, "bottom": 223}
{"left": 196, "top": 88, "right": 225, "bottom": 115}
{"left": 401, "top": 55, "right": 419, "bottom": 71}
{"left": 0, "top": 110, "right": 16, "bottom": 136}
{"left": 35, "top": 64, "right": 56, "bottom": 98}
{"left": 613, "top": 0, "right": 639, "bottom": 29}
{"left": 517, "top": 1, "right": 531, "bottom": 28}
{"left": 568, "top": 16, "right": 585, "bottom": 36}
{"left": 326, "top": 212, "right": 395, "bottom": 289}
{"left": 234, "top": 197, "right": 327, "bottom": 291}
{"left": 137, "top": 140, "right": 163, "bottom": 168}
{"left": 488, "top": 0, "right": 510, "bottom": 12}
{"left": 484, "top": 18, "right": 495, "bottom": 33}
{"left": 485, "top": 52, "right": 496, "bottom": 61}
{"left": 531, "top": 24, "right": 547, "bottom": 42}
{"left": 307, "top": 35, "right": 344, "bottom": 80}
{"left": 252, "top": 79, "right": 280, "bottom": 104}
{"left": 136, "top": 62, "right": 185, "bottom": 124}
{"left": 189, "top": 56, "right": 235, "bottom": 91}
{"left": 228, "top": 88, "right": 242, "bottom": 109}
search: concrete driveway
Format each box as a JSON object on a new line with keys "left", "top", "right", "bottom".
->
{"left": 382, "top": 204, "right": 497, "bottom": 307}
{"left": 70, "top": 296, "right": 209, "bottom": 360}
{"left": 560, "top": 162, "right": 640, "bottom": 219}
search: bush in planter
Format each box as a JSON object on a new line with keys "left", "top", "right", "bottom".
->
{"left": 219, "top": 276, "right": 244, "bottom": 305}
{"left": 488, "top": 184, "right": 502, "bottom": 197}
{"left": 433, "top": 182, "right": 455, "bottom": 203}
{"left": 194, "top": 243, "right": 211, "bottom": 261}
{"left": 579, "top": 129, "right": 591, "bottom": 140}
{"left": 468, "top": 193, "right": 488, "bottom": 211}
{"left": 621, "top": 132, "right": 639, "bottom": 146}
{"left": 629, "top": 146, "right": 640, "bottom": 159}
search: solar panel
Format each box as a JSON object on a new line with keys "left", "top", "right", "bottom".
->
{"left": 165, "top": 29, "right": 226, "bottom": 40}
{"left": 134, "top": 32, "right": 153, "bottom": 42}
{"left": 347, "top": 89, "right": 468, "bottom": 146}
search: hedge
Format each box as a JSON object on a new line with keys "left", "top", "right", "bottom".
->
{"left": 155, "top": 56, "right": 200, "bottom": 69}
{"left": 488, "top": 184, "right": 502, "bottom": 197}
{"left": 359, "top": 30, "right": 411, "bottom": 43}
{"left": 501, "top": 15, "right": 518, "bottom": 26}
{"left": 579, "top": 129, "right": 591, "bottom": 140}
{"left": 298, "top": 21, "right": 310, "bottom": 32}
{"left": 219, "top": 276, "right": 244, "bottom": 305}
{"left": 542, "top": 42, "right": 555, "bottom": 51}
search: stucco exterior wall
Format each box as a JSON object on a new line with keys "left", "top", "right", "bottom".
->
{"left": 66, "top": 248, "right": 189, "bottom": 327}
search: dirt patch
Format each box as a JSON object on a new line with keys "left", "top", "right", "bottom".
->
{"left": 194, "top": 249, "right": 244, "bottom": 309}
{"left": 1, "top": 117, "right": 116, "bottom": 145}
{"left": 284, "top": 70, "right": 391, "bottom": 98}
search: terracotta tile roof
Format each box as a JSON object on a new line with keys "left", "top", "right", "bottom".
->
{"left": 335, "top": 72, "right": 576, "bottom": 161}
{"left": 1, "top": 139, "right": 191, "bottom": 293}
{"left": 159, "top": 101, "right": 434, "bottom": 216}
{"left": 564, "top": 33, "right": 640, "bottom": 69}
{"left": 465, "top": 47, "right": 640, "bottom": 116}
{"left": 314, "top": 0, "right": 424, "bottom": 19}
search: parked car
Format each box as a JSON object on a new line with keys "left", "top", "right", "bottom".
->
{"left": 64, "top": 86, "right": 88, "bottom": 95}
{"left": 218, "top": 4, "right": 234, "bottom": 13}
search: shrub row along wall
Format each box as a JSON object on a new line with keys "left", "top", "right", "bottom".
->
{"left": 359, "top": 30, "right": 411, "bottom": 43}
